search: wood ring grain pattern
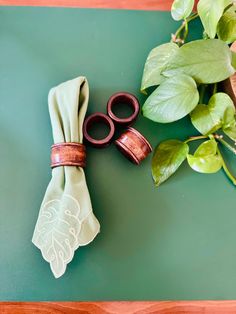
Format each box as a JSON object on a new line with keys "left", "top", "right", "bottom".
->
{"left": 51, "top": 142, "right": 86, "bottom": 168}
{"left": 83, "top": 112, "right": 115, "bottom": 148}
{"left": 115, "top": 127, "right": 152, "bottom": 165}
{"left": 2, "top": 300, "right": 236, "bottom": 313}
{"left": 107, "top": 92, "right": 140, "bottom": 126}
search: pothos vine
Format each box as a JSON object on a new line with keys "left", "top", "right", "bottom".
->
{"left": 141, "top": 0, "right": 236, "bottom": 187}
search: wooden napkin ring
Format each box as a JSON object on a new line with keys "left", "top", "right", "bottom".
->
{"left": 51, "top": 142, "right": 86, "bottom": 168}
{"left": 83, "top": 112, "right": 115, "bottom": 148}
{"left": 107, "top": 92, "right": 140, "bottom": 126}
{"left": 115, "top": 127, "right": 152, "bottom": 165}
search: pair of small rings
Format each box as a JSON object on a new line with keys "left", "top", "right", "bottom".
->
{"left": 83, "top": 92, "right": 152, "bottom": 165}
{"left": 83, "top": 92, "right": 140, "bottom": 148}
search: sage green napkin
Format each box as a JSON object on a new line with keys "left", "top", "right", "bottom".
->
{"left": 32, "top": 77, "right": 100, "bottom": 278}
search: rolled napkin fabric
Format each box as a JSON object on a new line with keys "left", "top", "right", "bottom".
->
{"left": 32, "top": 77, "right": 100, "bottom": 278}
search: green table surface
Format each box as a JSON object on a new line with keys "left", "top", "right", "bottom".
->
{"left": 1, "top": 6, "right": 236, "bottom": 301}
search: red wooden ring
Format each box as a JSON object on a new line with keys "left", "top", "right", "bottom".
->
{"left": 107, "top": 92, "right": 140, "bottom": 126}
{"left": 51, "top": 142, "right": 86, "bottom": 168}
{"left": 115, "top": 127, "right": 152, "bottom": 165}
{"left": 83, "top": 112, "right": 115, "bottom": 148}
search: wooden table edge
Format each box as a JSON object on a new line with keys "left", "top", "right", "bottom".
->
{"left": 1, "top": 301, "right": 236, "bottom": 313}
{"left": 0, "top": 0, "right": 177, "bottom": 10}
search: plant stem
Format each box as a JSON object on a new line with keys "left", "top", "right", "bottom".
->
{"left": 213, "top": 83, "right": 217, "bottom": 94}
{"left": 217, "top": 147, "right": 236, "bottom": 185}
{"left": 172, "top": 23, "right": 185, "bottom": 45}
{"left": 187, "top": 12, "right": 199, "bottom": 22}
{"left": 185, "top": 133, "right": 236, "bottom": 156}
{"left": 172, "top": 13, "right": 199, "bottom": 44}
{"left": 214, "top": 134, "right": 236, "bottom": 155}
{"left": 183, "top": 19, "right": 189, "bottom": 42}
{"left": 199, "top": 84, "right": 207, "bottom": 103}
{"left": 184, "top": 135, "right": 208, "bottom": 143}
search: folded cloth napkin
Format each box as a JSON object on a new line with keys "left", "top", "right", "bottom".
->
{"left": 32, "top": 77, "right": 100, "bottom": 278}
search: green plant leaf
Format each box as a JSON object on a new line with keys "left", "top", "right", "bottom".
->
{"left": 223, "top": 106, "right": 235, "bottom": 125}
{"left": 163, "top": 39, "right": 235, "bottom": 83}
{"left": 187, "top": 153, "right": 222, "bottom": 173}
{"left": 217, "top": 5, "right": 236, "bottom": 44}
{"left": 142, "top": 74, "right": 199, "bottom": 123}
{"left": 141, "top": 43, "right": 179, "bottom": 92}
{"left": 171, "top": 0, "right": 195, "bottom": 21}
{"left": 209, "top": 92, "right": 235, "bottom": 118}
{"left": 232, "top": 51, "right": 236, "bottom": 69}
{"left": 197, "top": 0, "right": 232, "bottom": 38}
{"left": 191, "top": 92, "right": 235, "bottom": 134}
{"left": 224, "top": 124, "right": 236, "bottom": 140}
{"left": 223, "top": 106, "right": 236, "bottom": 140}
{"left": 190, "top": 104, "right": 222, "bottom": 135}
{"left": 152, "top": 139, "right": 189, "bottom": 186}
{"left": 187, "top": 139, "right": 223, "bottom": 173}
{"left": 194, "top": 138, "right": 217, "bottom": 156}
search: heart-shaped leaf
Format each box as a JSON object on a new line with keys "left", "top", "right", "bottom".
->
{"left": 197, "top": 0, "right": 232, "bottom": 38}
{"left": 171, "top": 0, "right": 195, "bottom": 21}
{"left": 141, "top": 43, "right": 179, "bottom": 92}
{"left": 187, "top": 139, "right": 223, "bottom": 173}
{"left": 194, "top": 138, "right": 218, "bottom": 156}
{"left": 190, "top": 104, "right": 222, "bottom": 135}
{"left": 217, "top": 5, "right": 236, "bottom": 44}
{"left": 163, "top": 39, "right": 235, "bottom": 84}
{"left": 191, "top": 92, "right": 235, "bottom": 134}
{"left": 152, "top": 139, "right": 189, "bottom": 186}
{"left": 223, "top": 106, "right": 236, "bottom": 140}
{"left": 142, "top": 74, "right": 199, "bottom": 123}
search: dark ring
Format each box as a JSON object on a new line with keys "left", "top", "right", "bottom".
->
{"left": 107, "top": 92, "right": 140, "bottom": 126}
{"left": 51, "top": 142, "right": 86, "bottom": 168}
{"left": 115, "top": 127, "right": 152, "bottom": 165}
{"left": 83, "top": 112, "right": 115, "bottom": 148}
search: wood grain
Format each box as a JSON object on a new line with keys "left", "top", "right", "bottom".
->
{"left": 2, "top": 301, "right": 236, "bottom": 313}
{"left": 0, "top": 0, "right": 180, "bottom": 10}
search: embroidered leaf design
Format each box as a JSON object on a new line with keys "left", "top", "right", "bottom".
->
{"left": 33, "top": 195, "right": 81, "bottom": 278}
